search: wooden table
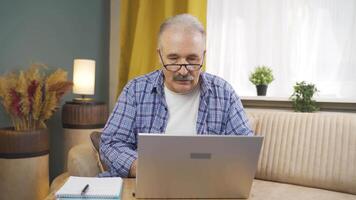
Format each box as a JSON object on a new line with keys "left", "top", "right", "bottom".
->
{"left": 45, "top": 178, "right": 355, "bottom": 200}
{"left": 45, "top": 178, "right": 242, "bottom": 200}
{"left": 121, "top": 178, "right": 136, "bottom": 200}
{"left": 46, "top": 178, "right": 250, "bottom": 200}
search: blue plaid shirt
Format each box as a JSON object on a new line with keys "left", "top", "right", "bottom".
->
{"left": 99, "top": 70, "right": 253, "bottom": 177}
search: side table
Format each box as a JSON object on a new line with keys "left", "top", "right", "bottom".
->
{"left": 61, "top": 101, "right": 108, "bottom": 169}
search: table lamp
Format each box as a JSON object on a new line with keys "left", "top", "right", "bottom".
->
{"left": 72, "top": 59, "right": 96, "bottom": 102}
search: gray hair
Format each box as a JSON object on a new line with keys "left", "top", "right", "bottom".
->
{"left": 158, "top": 14, "right": 206, "bottom": 48}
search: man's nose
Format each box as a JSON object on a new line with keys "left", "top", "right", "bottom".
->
{"left": 177, "top": 64, "right": 189, "bottom": 75}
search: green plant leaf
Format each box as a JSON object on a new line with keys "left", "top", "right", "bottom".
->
{"left": 249, "top": 66, "right": 274, "bottom": 85}
{"left": 290, "top": 81, "right": 319, "bottom": 112}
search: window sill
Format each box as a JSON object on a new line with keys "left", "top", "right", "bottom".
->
{"left": 241, "top": 96, "right": 356, "bottom": 112}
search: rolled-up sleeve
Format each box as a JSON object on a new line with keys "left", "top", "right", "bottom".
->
{"left": 99, "top": 82, "right": 138, "bottom": 177}
{"left": 225, "top": 90, "right": 253, "bottom": 136}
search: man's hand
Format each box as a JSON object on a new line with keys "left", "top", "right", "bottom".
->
{"left": 129, "top": 159, "right": 137, "bottom": 177}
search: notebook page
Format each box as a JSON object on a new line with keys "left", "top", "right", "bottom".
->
{"left": 56, "top": 176, "right": 123, "bottom": 198}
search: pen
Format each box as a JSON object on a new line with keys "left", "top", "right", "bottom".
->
{"left": 81, "top": 184, "right": 89, "bottom": 196}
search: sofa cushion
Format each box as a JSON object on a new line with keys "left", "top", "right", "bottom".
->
{"left": 246, "top": 110, "right": 356, "bottom": 195}
{"left": 90, "top": 131, "right": 108, "bottom": 172}
{"left": 246, "top": 114, "right": 259, "bottom": 133}
{"left": 67, "top": 144, "right": 100, "bottom": 177}
{"left": 90, "top": 131, "right": 101, "bottom": 151}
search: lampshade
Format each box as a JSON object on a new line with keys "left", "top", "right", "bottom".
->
{"left": 73, "top": 59, "right": 96, "bottom": 95}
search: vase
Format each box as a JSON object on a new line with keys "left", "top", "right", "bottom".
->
{"left": 0, "top": 128, "right": 49, "bottom": 200}
{"left": 256, "top": 85, "right": 268, "bottom": 96}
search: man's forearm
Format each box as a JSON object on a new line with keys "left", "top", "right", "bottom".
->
{"left": 100, "top": 138, "right": 138, "bottom": 177}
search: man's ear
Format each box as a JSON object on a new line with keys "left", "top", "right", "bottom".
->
{"left": 157, "top": 48, "right": 162, "bottom": 65}
{"left": 201, "top": 50, "right": 207, "bottom": 72}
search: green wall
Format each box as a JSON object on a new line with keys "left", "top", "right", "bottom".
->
{"left": 0, "top": 0, "right": 110, "bottom": 181}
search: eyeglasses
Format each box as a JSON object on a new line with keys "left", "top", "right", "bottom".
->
{"left": 158, "top": 50, "right": 204, "bottom": 72}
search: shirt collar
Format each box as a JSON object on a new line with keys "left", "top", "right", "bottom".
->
{"left": 199, "top": 72, "right": 212, "bottom": 96}
{"left": 151, "top": 70, "right": 212, "bottom": 96}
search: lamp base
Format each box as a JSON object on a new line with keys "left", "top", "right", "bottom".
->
{"left": 73, "top": 97, "right": 94, "bottom": 103}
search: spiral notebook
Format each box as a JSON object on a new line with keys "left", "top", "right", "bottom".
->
{"left": 55, "top": 176, "right": 123, "bottom": 199}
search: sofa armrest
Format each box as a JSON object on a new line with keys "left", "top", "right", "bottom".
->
{"left": 67, "top": 143, "right": 100, "bottom": 177}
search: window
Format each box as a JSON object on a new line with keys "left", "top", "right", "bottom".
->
{"left": 206, "top": 0, "right": 356, "bottom": 100}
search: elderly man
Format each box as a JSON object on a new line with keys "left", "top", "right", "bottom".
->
{"left": 100, "top": 14, "right": 253, "bottom": 178}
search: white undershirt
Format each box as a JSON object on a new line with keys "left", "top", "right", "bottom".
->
{"left": 164, "top": 85, "right": 200, "bottom": 135}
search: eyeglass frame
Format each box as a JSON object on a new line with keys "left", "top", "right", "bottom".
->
{"left": 158, "top": 50, "right": 205, "bottom": 72}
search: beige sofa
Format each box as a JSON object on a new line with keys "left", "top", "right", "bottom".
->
{"left": 48, "top": 110, "right": 356, "bottom": 199}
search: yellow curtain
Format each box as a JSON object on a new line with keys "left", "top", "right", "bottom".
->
{"left": 118, "top": 0, "right": 207, "bottom": 96}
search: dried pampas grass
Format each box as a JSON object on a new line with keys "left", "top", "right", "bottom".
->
{"left": 0, "top": 63, "right": 73, "bottom": 131}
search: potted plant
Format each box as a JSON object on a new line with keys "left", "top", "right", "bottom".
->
{"left": 0, "top": 63, "right": 72, "bottom": 200}
{"left": 249, "top": 66, "right": 274, "bottom": 96}
{"left": 290, "top": 81, "right": 319, "bottom": 112}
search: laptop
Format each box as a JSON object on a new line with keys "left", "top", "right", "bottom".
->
{"left": 135, "top": 134, "right": 263, "bottom": 199}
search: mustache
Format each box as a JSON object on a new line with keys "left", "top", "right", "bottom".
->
{"left": 173, "top": 74, "right": 194, "bottom": 81}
